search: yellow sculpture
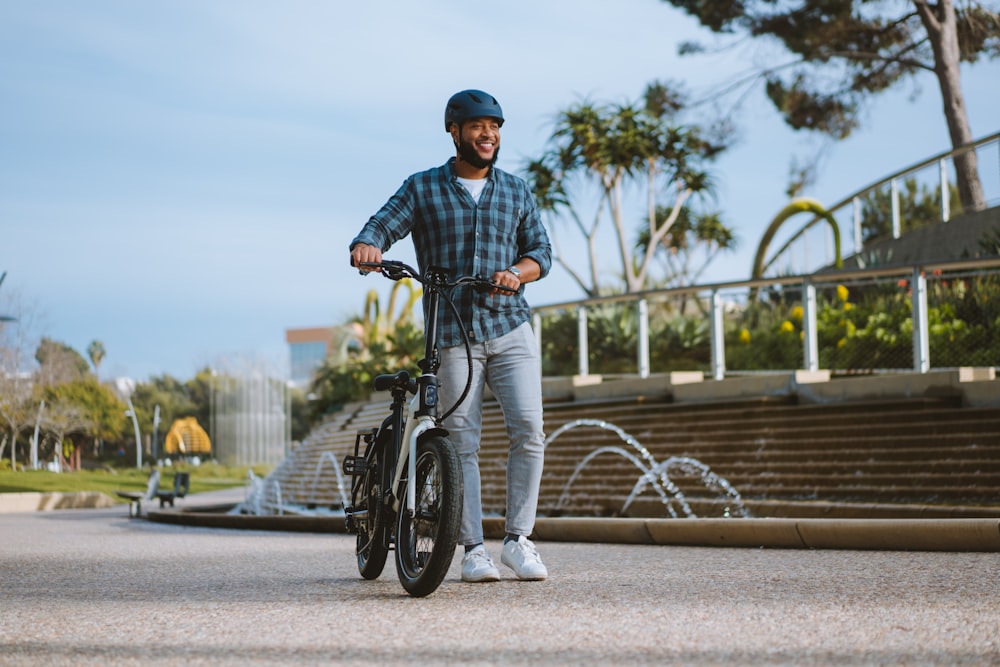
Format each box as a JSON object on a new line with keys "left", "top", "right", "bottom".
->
{"left": 164, "top": 417, "right": 211, "bottom": 456}
{"left": 751, "top": 198, "right": 843, "bottom": 281}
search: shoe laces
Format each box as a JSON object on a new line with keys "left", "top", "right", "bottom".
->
{"left": 513, "top": 537, "right": 542, "bottom": 564}
{"left": 465, "top": 547, "right": 494, "bottom": 566}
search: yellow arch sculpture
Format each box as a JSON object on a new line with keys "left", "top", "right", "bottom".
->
{"left": 751, "top": 198, "right": 843, "bottom": 282}
{"left": 164, "top": 417, "right": 211, "bottom": 456}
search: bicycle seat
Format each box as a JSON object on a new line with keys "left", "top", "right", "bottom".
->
{"left": 374, "top": 370, "right": 412, "bottom": 392}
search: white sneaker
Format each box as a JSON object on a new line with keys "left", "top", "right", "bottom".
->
{"left": 501, "top": 535, "right": 548, "bottom": 581}
{"left": 461, "top": 545, "right": 500, "bottom": 583}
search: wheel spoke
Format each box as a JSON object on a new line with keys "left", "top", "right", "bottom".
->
{"left": 395, "top": 436, "right": 462, "bottom": 597}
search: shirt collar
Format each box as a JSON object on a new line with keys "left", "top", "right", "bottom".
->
{"left": 447, "top": 156, "right": 495, "bottom": 182}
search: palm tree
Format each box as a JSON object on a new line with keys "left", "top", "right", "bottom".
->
{"left": 526, "top": 82, "right": 731, "bottom": 294}
{"left": 87, "top": 340, "right": 106, "bottom": 379}
{"left": 638, "top": 206, "right": 738, "bottom": 289}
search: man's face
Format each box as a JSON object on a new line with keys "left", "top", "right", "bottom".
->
{"left": 454, "top": 117, "right": 501, "bottom": 169}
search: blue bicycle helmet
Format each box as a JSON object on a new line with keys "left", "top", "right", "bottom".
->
{"left": 444, "top": 89, "right": 504, "bottom": 131}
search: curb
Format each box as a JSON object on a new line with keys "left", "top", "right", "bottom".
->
{"left": 147, "top": 506, "right": 1000, "bottom": 552}
{"left": 0, "top": 491, "right": 117, "bottom": 513}
{"left": 523, "top": 517, "right": 1000, "bottom": 552}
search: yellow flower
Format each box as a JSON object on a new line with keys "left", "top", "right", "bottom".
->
{"left": 780, "top": 320, "right": 795, "bottom": 333}
{"left": 843, "top": 302, "right": 853, "bottom": 311}
{"left": 738, "top": 328, "right": 751, "bottom": 344}
{"left": 836, "top": 285, "right": 849, "bottom": 302}
{"left": 837, "top": 338, "right": 847, "bottom": 348}
{"left": 791, "top": 306, "right": 804, "bottom": 321}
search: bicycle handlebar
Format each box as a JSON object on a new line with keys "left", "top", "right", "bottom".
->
{"left": 354, "top": 258, "right": 516, "bottom": 422}
{"left": 358, "top": 260, "right": 517, "bottom": 294}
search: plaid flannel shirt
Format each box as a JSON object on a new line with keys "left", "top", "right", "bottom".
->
{"left": 351, "top": 158, "right": 552, "bottom": 348}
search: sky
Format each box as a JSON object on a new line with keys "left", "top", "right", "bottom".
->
{"left": 2, "top": 1, "right": 998, "bottom": 382}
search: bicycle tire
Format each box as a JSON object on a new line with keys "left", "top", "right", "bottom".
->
{"left": 394, "top": 435, "right": 463, "bottom": 597}
{"left": 354, "top": 430, "right": 391, "bottom": 580}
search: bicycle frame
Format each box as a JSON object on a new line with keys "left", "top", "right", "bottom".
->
{"left": 389, "top": 265, "right": 449, "bottom": 518}
{"left": 344, "top": 259, "right": 514, "bottom": 596}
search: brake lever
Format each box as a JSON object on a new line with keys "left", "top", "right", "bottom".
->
{"left": 357, "top": 261, "right": 380, "bottom": 276}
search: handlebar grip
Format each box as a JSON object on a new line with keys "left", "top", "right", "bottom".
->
{"left": 473, "top": 280, "right": 518, "bottom": 294}
{"left": 493, "top": 282, "right": 518, "bottom": 294}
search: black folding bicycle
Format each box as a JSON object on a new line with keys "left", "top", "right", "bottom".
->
{"left": 342, "top": 259, "right": 515, "bottom": 597}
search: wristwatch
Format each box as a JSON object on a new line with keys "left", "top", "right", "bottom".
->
{"left": 506, "top": 266, "right": 521, "bottom": 278}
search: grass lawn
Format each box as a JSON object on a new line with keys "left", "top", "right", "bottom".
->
{"left": 0, "top": 462, "right": 272, "bottom": 502}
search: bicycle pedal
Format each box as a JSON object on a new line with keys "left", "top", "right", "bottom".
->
{"left": 342, "top": 455, "right": 366, "bottom": 476}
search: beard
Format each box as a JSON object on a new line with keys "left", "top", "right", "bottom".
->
{"left": 457, "top": 137, "right": 499, "bottom": 169}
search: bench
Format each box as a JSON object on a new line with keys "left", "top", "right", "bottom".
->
{"left": 155, "top": 471, "right": 190, "bottom": 508}
{"left": 115, "top": 471, "right": 190, "bottom": 517}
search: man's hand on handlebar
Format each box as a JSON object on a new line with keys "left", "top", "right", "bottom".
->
{"left": 350, "top": 243, "right": 382, "bottom": 274}
{"left": 351, "top": 249, "right": 517, "bottom": 296}
{"left": 489, "top": 269, "right": 519, "bottom": 297}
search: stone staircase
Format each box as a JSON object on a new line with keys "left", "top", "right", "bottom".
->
{"left": 266, "top": 378, "right": 1000, "bottom": 519}
{"left": 521, "top": 394, "right": 1000, "bottom": 519}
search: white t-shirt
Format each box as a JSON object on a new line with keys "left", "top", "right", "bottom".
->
{"left": 456, "top": 176, "right": 487, "bottom": 203}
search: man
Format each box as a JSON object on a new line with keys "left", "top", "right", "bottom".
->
{"left": 349, "top": 89, "right": 552, "bottom": 582}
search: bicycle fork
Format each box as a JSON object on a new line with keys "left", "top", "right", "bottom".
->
{"left": 394, "top": 403, "right": 438, "bottom": 518}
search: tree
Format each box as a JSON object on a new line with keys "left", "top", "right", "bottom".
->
{"left": 307, "top": 286, "right": 424, "bottom": 422}
{"left": 37, "top": 400, "right": 92, "bottom": 471}
{"left": 87, "top": 340, "right": 106, "bottom": 379}
{"left": 638, "top": 206, "right": 738, "bottom": 288}
{"left": 42, "top": 379, "right": 125, "bottom": 468}
{"left": 35, "top": 337, "right": 90, "bottom": 385}
{"left": 0, "top": 282, "right": 41, "bottom": 468}
{"left": 0, "top": 379, "right": 33, "bottom": 468}
{"left": 663, "top": 0, "right": 999, "bottom": 213}
{"left": 525, "top": 81, "right": 732, "bottom": 295}
{"left": 357, "top": 278, "right": 422, "bottom": 353}
{"left": 130, "top": 374, "right": 200, "bottom": 458}
{"left": 185, "top": 367, "right": 215, "bottom": 442}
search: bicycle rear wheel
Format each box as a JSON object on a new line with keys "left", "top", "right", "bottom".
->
{"left": 395, "top": 435, "right": 462, "bottom": 597}
{"left": 353, "top": 431, "right": 391, "bottom": 579}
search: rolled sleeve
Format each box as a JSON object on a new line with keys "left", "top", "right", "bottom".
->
{"left": 517, "top": 193, "right": 552, "bottom": 279}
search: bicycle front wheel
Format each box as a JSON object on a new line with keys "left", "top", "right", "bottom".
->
{"left": 395, "top": 435, "right": 462, "bottom": 597}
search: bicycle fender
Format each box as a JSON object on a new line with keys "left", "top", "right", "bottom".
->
{"left": 417, "top": 427, "right": 449, "bottom": 443}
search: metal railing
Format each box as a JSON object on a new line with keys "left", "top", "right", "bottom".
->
{"left": 531, "top": 257, "right": 1000, "bottom": 380}
{"left": 765, "top": 132, "right": 1000, "bottom": 274}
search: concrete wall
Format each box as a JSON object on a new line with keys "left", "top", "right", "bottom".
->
{"left": 541, "top": 368, "right": 999, "bottom": 408}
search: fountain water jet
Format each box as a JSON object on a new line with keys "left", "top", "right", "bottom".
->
{"left": 545, "top": 418, "right": 750, "bottom": 518}
{"left": 312, "top": 451, "right": 350, "bottom": 510}
{"left": 554, "top": 445, "right": 683, "bottom": 518}
{"left": 627, "top": 456, "right": 749, "bottom": 518}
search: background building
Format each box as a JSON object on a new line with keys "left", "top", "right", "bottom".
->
{"left": 285, "top": 327, "right": 334, "bottom": 388}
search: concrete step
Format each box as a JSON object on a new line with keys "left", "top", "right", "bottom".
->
{"left": 272, "top": 389, "right": 1000, "bottom": 519}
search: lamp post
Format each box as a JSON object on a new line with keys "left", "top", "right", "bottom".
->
{"left": 125, "top": 399, "right": 143, "bottom": 469}
{"left": 31, "top": 400, "right": 45, "bottom": 470}
{"left": 152, "top": 405, "right": 161, "bottom": 462}
{"left": 209, "top": 369, "right": 216, "bottom": 455}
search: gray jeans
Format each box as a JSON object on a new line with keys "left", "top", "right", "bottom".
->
{"left": 437, "top": 322, "right": 545, "bottom": 546}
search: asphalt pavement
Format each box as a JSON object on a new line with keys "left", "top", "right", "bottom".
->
{"left": 1, "top": 491, "right": 999, "bottom": 666}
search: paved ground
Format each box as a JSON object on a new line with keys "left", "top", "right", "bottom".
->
{"left": 2, "top": 493, "right": 999, "bottom": 666}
